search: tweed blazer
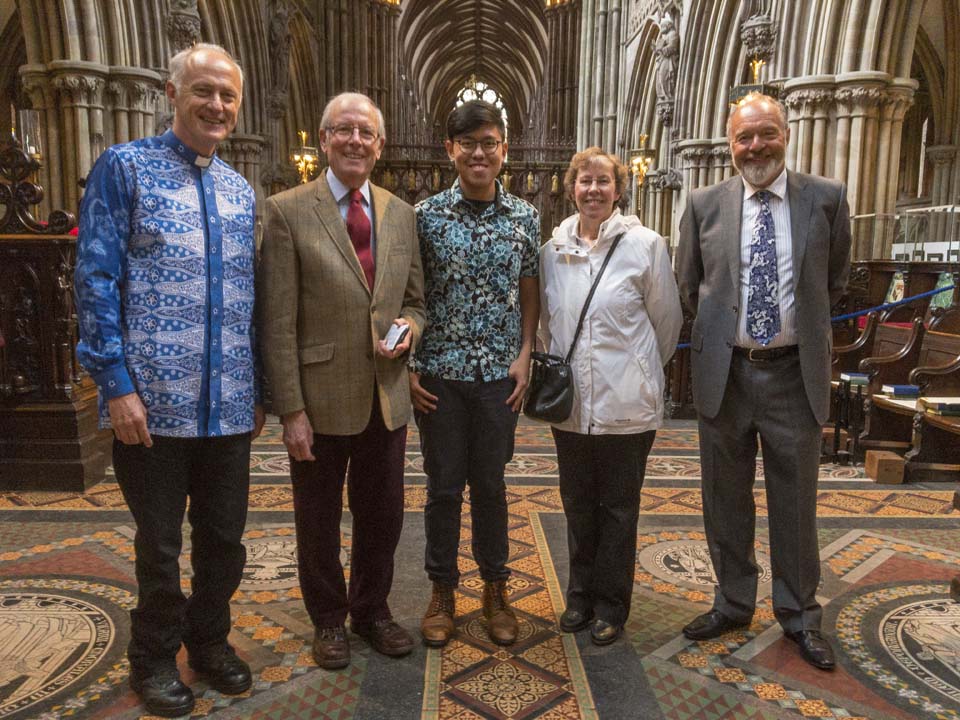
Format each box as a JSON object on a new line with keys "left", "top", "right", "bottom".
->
{"left": 258, "top": 174, "right": 425, "bottom": 434}
{"left": 676, "top": 170, "right": 851, "bottom": 425}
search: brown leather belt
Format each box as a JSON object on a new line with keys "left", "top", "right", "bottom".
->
{"left": 733, "top": 345, "right": 799, "bottom": 362}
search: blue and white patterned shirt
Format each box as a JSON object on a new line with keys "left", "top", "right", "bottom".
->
{"left": 412, "top": 180, "right": 540, "bottom": 382}
{"left": 75, "top": 130, "right": 259, "bottom": 437}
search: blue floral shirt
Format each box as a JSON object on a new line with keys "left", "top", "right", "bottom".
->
{"left": 75, "top": 130, "right": 259, "bottom": 437}
{"left": 412, "top": 180, "right": 540, "bottom": 381}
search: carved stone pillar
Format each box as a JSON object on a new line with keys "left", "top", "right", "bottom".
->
{"left": 220, "top": 134, "right": 266, "bottom": 207}
{"left": 782, "top": 79, "right": 834, "bottom": 176}
{"left": 927, "top": 145, "right": 958, "bottom": 244}
{"left": 166, "top": 0, "right": 201, "bottom": 53}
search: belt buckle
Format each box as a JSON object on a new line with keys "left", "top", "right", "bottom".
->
{"left": 748, "top": 348, "right": 764, "bottom": 362}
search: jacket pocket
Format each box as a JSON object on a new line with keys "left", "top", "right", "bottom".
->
{"left": 299, "top": 343, "right": 334, "bottom": 365}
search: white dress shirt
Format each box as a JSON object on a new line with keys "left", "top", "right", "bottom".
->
{"left": 326, "top": 167, "right": 376, "bottom": 258}
{"left": 735, "top": 168, "right": 796, "bottom": 348}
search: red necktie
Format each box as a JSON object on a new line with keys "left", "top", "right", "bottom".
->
{"left": 347, "top": 189, "right": 375, "bottom": 291}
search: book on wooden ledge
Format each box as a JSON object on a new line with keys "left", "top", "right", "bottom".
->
{"left": 840, "top": 372, "right": 870, "bottom": 385}
{"left": 881, "top": 384, "right": 920, "bottom": 397}
{"left": 917, "top": 397, "right": 960, "bottom": 416}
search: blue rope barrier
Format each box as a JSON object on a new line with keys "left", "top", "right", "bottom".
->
{"left": 830, "top": 284, "right": 955, "bottom": 323}
{"left": 673, "top": 284, "right": 956, "bottom": 352}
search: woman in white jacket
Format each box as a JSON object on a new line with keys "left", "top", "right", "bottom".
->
{"left": 540, "top": 147, "right": 683, "bottom": 645}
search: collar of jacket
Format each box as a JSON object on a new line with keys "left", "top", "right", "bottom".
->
{"left": 550, "top": 208, "right": 641, "bottom": 256}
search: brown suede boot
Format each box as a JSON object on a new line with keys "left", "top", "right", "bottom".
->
{"left": 421, "top": 582, "right": 456, "bottom": 647}
{"left": 482, "top": 579, "right": 518, "bottom": 645}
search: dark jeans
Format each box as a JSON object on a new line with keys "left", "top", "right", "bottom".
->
{"left": 416, "top": 376, "right": 519, "bottom": 586}
{"left": 289, "top": 396, "right": 406, "bottom": 628}
{"left": 112, "top": 433, "right": 251, "bottom": 673}
{"left": 552, "top": 428, "right": 656, "bottom": 626}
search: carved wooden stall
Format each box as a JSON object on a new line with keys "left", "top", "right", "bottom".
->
{"left": 0, "top": 140, "right": 111, "bottom": 490}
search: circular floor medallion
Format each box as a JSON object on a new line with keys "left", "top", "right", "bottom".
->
{"left": 637, "top": 540, "right": 771, "bottom": 587}
{"left": 832, "top": 583, "right": 960, "bottom": 718}
{"left": 0, "top": 579, "right": 131, "bottom": 719}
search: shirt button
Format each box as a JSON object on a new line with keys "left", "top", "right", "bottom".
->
{"left": 210, "top": 216, "right": 217, "bottom": 224}
{"left": 211, "top": 247, "right": 218, "bottom": 254}
{"left": 212, "top": 277, "right": 219, "bottom": 284}
{"left": 206, "top": 188, "right": 212, "bottom": 194}
{"left": 213, "top": 339, "right": 219, "bottom": 346}
{"left": 211, "top": 400, "right": 217, "bottom": 407}
{"left": 212, "top": 370, "right": 219, "bottom": 377}
{"left": 213, "top": 308, "right": 219, "bottom": 315}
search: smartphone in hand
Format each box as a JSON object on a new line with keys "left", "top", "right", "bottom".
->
{"left": 383, "top": 323, "right": 410, "bottom": 352}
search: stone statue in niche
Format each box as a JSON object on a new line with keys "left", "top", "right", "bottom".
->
{"left": 655, "top": 13, "right": 679, "bottom": 112}
{"left": 270, "top": 0, "right": 292, "bottom": 95}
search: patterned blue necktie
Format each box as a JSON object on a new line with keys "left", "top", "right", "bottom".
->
{"left": 746, "top": 190, "right": 781, "bottom": 345}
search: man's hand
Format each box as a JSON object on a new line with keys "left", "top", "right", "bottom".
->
{"left": 252, "top": 404, "right": 266, "bottom": 439}
{"left": 107, "top": 393, "right": 153, "bottom": 447}
{"left": 409, "top": 371, "right": 438, "bottom": 413}
{"left": 282, "top": 409, "right": 315, "bottom": 462}
{"left": 505, "top": 352, "right": 532, "bottom": 412}
{"left": 376, "top": 318, "right": 412, "bottom": 359}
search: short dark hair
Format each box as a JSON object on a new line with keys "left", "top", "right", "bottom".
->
{"left": 446, "top": 100, "right": 505, "bottom": 140}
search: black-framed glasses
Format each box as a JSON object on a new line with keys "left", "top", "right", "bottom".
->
{"left": 456, "top": 138, "right": 502, "bottom": 154}
{"left": 327, "top": 124, "right": 379, "bottom": 143}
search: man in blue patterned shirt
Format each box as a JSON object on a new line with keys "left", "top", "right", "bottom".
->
{"left": 411, "top": 100, "right": 540, "bottom": 648}
{"left": 75, "top": 44, "right": 263, "bottom": 717}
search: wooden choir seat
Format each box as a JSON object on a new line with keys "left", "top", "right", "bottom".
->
{"left": 858, "top": 330, "right": 960, "bottom": 477}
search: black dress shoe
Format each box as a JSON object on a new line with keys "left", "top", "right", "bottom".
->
{"left": 130, "top": 667, "right": 195, "bottom": 718}
{"left": 786, "top": 630, "right": 836, "bottom": 671}
{"left": 188, "top": 645, "right": 252, "bottom": 694}
{"left": 590, "top": 619, "right": 622, "bottom": 646}
{"left": 682, "top": 610, "right": 750, "bottom": 640}
{"left": 559, "top": 608, "right": 593, "bottom": 633}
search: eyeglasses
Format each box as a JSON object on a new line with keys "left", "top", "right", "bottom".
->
{"left": 326, "top": 124, "right": 379, "bottom": 143}
{"left": 455, "top": 138, "right": 503, "bottom": 154}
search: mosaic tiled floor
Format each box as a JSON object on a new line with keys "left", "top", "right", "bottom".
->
{"left": 1, "top": 418, "right": 958, "bottom": 720}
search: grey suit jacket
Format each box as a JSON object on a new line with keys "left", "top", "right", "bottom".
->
{"left": 258, "top": 174, "right": 425, "bottom": 434}
{"left": 676, "top": 170, "right": 851, "bottom": 424}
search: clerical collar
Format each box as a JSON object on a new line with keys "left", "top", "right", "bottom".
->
{"left": 160, "top": 129, "right": 216, "bottom": 169}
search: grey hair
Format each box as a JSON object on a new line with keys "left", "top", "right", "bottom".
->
{"left": 726, "top": 92, "right": 788, "bottom": 139}
{"left": 320, "top": 92, "right": 386, "bottom": 138}
{"left": 168, "top": 43, "right": 244, "bottom": 91}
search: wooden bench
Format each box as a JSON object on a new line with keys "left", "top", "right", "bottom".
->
{"left": 858, "top": 330, "right": 960, "bottom": 466}
{"left": 904, "top": 410, "right": 960, "bottom": 482}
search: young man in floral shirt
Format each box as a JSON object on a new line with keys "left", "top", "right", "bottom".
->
{"left": 410, "top": 100, "right": 540, "bottom": 648}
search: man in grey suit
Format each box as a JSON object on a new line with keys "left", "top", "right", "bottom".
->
{"left": 676, "top": 93, "right": 850, "bottom": 670}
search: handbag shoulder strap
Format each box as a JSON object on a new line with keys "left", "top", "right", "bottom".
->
{"left": 563, "top": 231, "right": 625, "bottom": 364}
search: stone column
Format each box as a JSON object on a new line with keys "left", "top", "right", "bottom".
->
{"left": 927, "top": 145, "right": 958, "bottom": 244}
{"left": 48, "top": 63, "right": 109, "bottom": 214}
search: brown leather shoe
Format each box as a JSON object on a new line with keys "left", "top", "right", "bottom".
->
{"left": 482, "top": 580, "right": 518, "bottom": 646}
{"left": 312, "top": 625, "right": 350, "bottom": 669}
{"left": 421, "top": 582, "right": 457, "bottom": 647}
{"left": 351, "top": 618, "right": 415, "bottom": 657}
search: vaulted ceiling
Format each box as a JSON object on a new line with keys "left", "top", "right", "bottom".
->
{"left": 399, "top": 0, "right": 548, "bottom": 135}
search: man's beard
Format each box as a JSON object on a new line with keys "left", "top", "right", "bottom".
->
{"left": 736, "top": 156, "right": 782, "bottom": 188}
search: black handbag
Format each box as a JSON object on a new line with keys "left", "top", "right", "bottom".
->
{"left": 523, "top": 232, "right": 625, "bottom": 423}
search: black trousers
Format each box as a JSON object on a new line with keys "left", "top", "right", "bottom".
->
{"left": 416, "top": 376, "right": 519, "bottom": 586}
{"left": 112, "top": 433, "right": 251, "bottom": 673}
{"left": 289, "top": 396, "right": 406, "bottom": 628}
{"left": 552, "top": 428, "right": 655, "bottom": 626}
